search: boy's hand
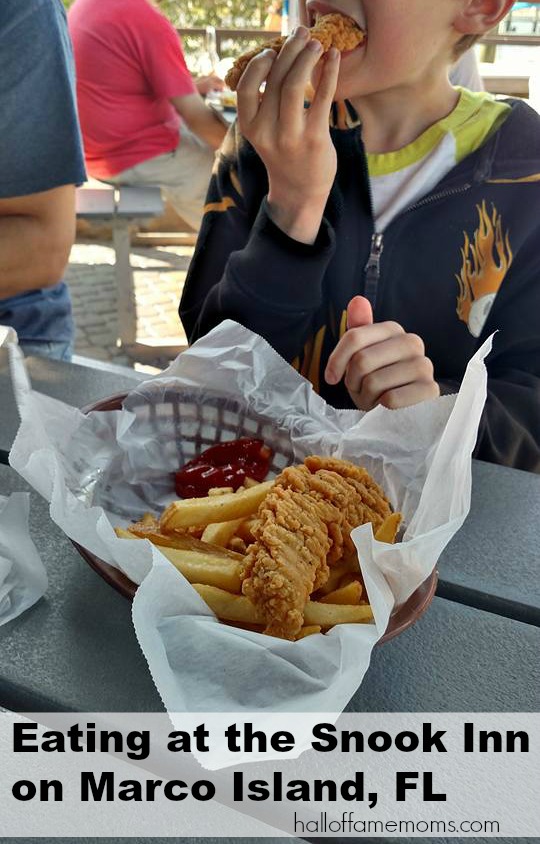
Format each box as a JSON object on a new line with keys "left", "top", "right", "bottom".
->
{"left": 236, "top": 27, "right": 340, "bottom": 245}
{"left": 324, "top": 296, "right": 440, "bottom": 410}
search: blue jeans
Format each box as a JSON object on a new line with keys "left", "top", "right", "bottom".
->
{"left": 19, "top": 340, "right": 73, "bottom": 362}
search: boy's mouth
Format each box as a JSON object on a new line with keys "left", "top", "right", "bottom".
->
{"left": 305, "top": 1, "right": 367, "bottom": 39}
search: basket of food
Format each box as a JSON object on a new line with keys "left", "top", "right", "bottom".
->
{"left": 9, "top": 320, "right": 490, "bottom": 714}
{"left": 75, "top": 390, "right": 437, "bottom": 644}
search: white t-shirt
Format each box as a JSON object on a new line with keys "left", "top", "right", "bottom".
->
{"left": 449, "top": 48, "right": 484, "bottom": 92}
{"left": 366, "top": 89, "right": 510, "bottom": 231}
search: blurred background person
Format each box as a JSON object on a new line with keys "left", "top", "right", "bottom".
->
{"left": 195, "top": 74, "right": 226, "bottom": 96}
{"left": 194, "top": 24, "right": 225, "bottom": 95}
{"left": 264, "top": 1, "right": 283, "bottom": 30}
{"left": 69, "top": 0, "right": 227, "bottom": 231}
{"left": 0, "top": 0, "right": 85, "bottom": 361}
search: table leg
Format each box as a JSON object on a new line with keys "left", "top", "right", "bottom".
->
{"left": 112, "top": 219, "right": 137, "bottom": 347}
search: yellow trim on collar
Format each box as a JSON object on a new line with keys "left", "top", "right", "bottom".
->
{"left": 366, "top": 88, "right": 510, "bottom": 177}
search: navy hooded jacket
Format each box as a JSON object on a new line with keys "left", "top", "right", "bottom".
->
{"left": 180, "top": 99, "right": 540, "bottom": 472}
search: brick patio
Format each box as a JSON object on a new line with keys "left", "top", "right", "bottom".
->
{"left": 66, "top": 239, "right": 194, "bottom": 368}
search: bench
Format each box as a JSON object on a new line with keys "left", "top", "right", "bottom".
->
{"left": 76, "top": 185, "right": 186, "bottom": 365}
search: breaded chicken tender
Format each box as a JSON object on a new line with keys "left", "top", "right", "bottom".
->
{"left": 240, "top": 457, "right": 391, "bottom": 640}
{"left": 225, "top": 13, "right": 365, "bottom": 91}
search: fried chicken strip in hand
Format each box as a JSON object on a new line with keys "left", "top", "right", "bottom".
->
{"left": 240, "top": 458, "right": 391, "bottom": 640}
{"left": 225, "top": 13, "right": 365, "bottom": 91}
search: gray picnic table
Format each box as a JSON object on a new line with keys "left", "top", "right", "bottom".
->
{"left": 437, "top": 460, "right": 540, "bottom": 625}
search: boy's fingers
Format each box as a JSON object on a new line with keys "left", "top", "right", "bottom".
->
{"left": 342, "top": 333, "right": 427, "bottom": 390}
{"left": 259, "top": 27, "right": 311, "bottom": 114}
{"left": 378, "top": 381, "right": 441, "bottom": 411}
{"left": 249, "top": 29, "right": 314, "bottom": 129}
{"left": 278, "top": 39, "right": 324, "bottom": 131}
{"left": 324, "top": 321, "right": 405, "bottom": 385}
{"left": 237, "top": 49, "right": 277, "bottom": 128}
{"left": 345, "top": 357, "right": 435, "bottom": 407}
{"left": 347, "top": 295, "right": 373, "bottom": 329}
{"left": 308, "top": 47, "right": 341, "bottom": 124}
{"left": 270, "top": 26, "right": 311, "bottom": 84}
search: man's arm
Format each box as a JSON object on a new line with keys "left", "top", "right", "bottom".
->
{"left": 0, "top": 186, "right": 76, "bottom": 299}
{"left": 170, "top": 93, "right": 227, "bottom": 150}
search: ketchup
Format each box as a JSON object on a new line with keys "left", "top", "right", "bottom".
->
{"left": 174, "top": 438, "right": 273, "bottom": 499}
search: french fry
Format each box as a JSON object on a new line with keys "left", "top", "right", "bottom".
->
{"left": 341, "top": 549, "right": 363, "bottom": 572}
{"left": 202, "top": 518, "right": 245, "bottom": 547}
{"left": 122, "top": 527, "right": 241, "bottom": 560}
{"left": 115, "top": 528, "right": 243, "bottom": 592}
{"left": 128, "top": 514, "right": 160, "bottom": 535}
{"left": 208, "top": 487, "right": 234, "bottom": 496}
{"left": 304, "top": 601, "right": 373, "bottom": 626}
{"left": 222, "top": 619, "right": 264, "bottom": 633}
{"left": 115, "top": 527, "right": 134, "bottom": 539}
{"left": 338, "top": 572, "right": 362, "bottom": 588}
{"left": 375, "top": 512, "right": 402, "bottom": 544}
{"left": 295, "top": 625, "right": 322, "bottom": 640}
{"left": 127, "top": 524, "right": 183, "bottom": 541}
{"left": 320, "top": 581, "right": 363, "bottom": 605}
{"left": 229, "top": 537, "right": 248, "bottom": 554}
{"left": 234, "top": 517, "right": 258, "bottom": 543}
{"left": 159, "top": 547, "right": 242, "bottom": 592}
{"left": 160, "top": 480, "right": 273, "bottom": 531}
{"left": 242, "top": 477, "right": 260, "bottom": 489}
{"left": 316, "top": 561, "right": 351, "bottom": 595}
{"left": 193, "top": 584, "right": 374, "bottom": 629}
{"left": 193, "top": 584, "right": 261, "bottom": 624}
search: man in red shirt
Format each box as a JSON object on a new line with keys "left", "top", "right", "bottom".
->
{"left": 69, "top": 0, "right": 227, "bottom": 229}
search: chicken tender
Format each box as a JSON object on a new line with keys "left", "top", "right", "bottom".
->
{"left": 240, "top": 457, "right": 391, "bottom": 639}
{"left": 225, "top": 13, "right": 365, "bottom": 91}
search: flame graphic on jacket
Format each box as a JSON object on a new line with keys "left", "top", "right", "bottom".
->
{"left": 456, "top": 201, "right": 513, "bottom": 337}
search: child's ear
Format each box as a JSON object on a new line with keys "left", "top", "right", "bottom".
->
{"left": 454, "top": 0, "right": 515, "bottom": 36}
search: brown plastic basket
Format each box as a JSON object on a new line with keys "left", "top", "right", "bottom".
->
{"left": 74, "top": 391, "right": 438, "bottom": 645}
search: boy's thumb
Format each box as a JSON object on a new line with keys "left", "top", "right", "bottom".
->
{"left": 347, "top": 295, "right": 373, "bottom": 330}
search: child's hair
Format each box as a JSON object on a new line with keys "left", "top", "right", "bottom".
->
{"left": 453, "top": 33, "right": 481, "bottom": 60}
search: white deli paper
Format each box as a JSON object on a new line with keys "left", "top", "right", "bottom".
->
{"left": 0, "top": 327, "right": 48, "bottom": 626}
{"left": 0, "top": 493, "right": 48, "bottom": 627}
{"left": 9, "top": 321, "right": 490, "bottom": 716}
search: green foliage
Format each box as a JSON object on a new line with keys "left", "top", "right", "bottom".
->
{"left": 62, "top": 0, "right": 266, "bottom": 27}
{"left": 158, "top": 1, "right": 266, "bottom": 28}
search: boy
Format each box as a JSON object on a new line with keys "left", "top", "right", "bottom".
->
{"left": 180, "top": 0, "right": 540, "bottom": 472}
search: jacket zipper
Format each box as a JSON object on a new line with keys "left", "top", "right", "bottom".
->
{"left": 360, "top": 145, "right": 384, "bottom": 310}
{"left": 361, "top": 182, "right": 472, "bottom": 310}
{"left": 363, "top": 232, "right": 384, "bottom": 308}
{"left": 402, "top": 182, "right": 472, "bottom": 214}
